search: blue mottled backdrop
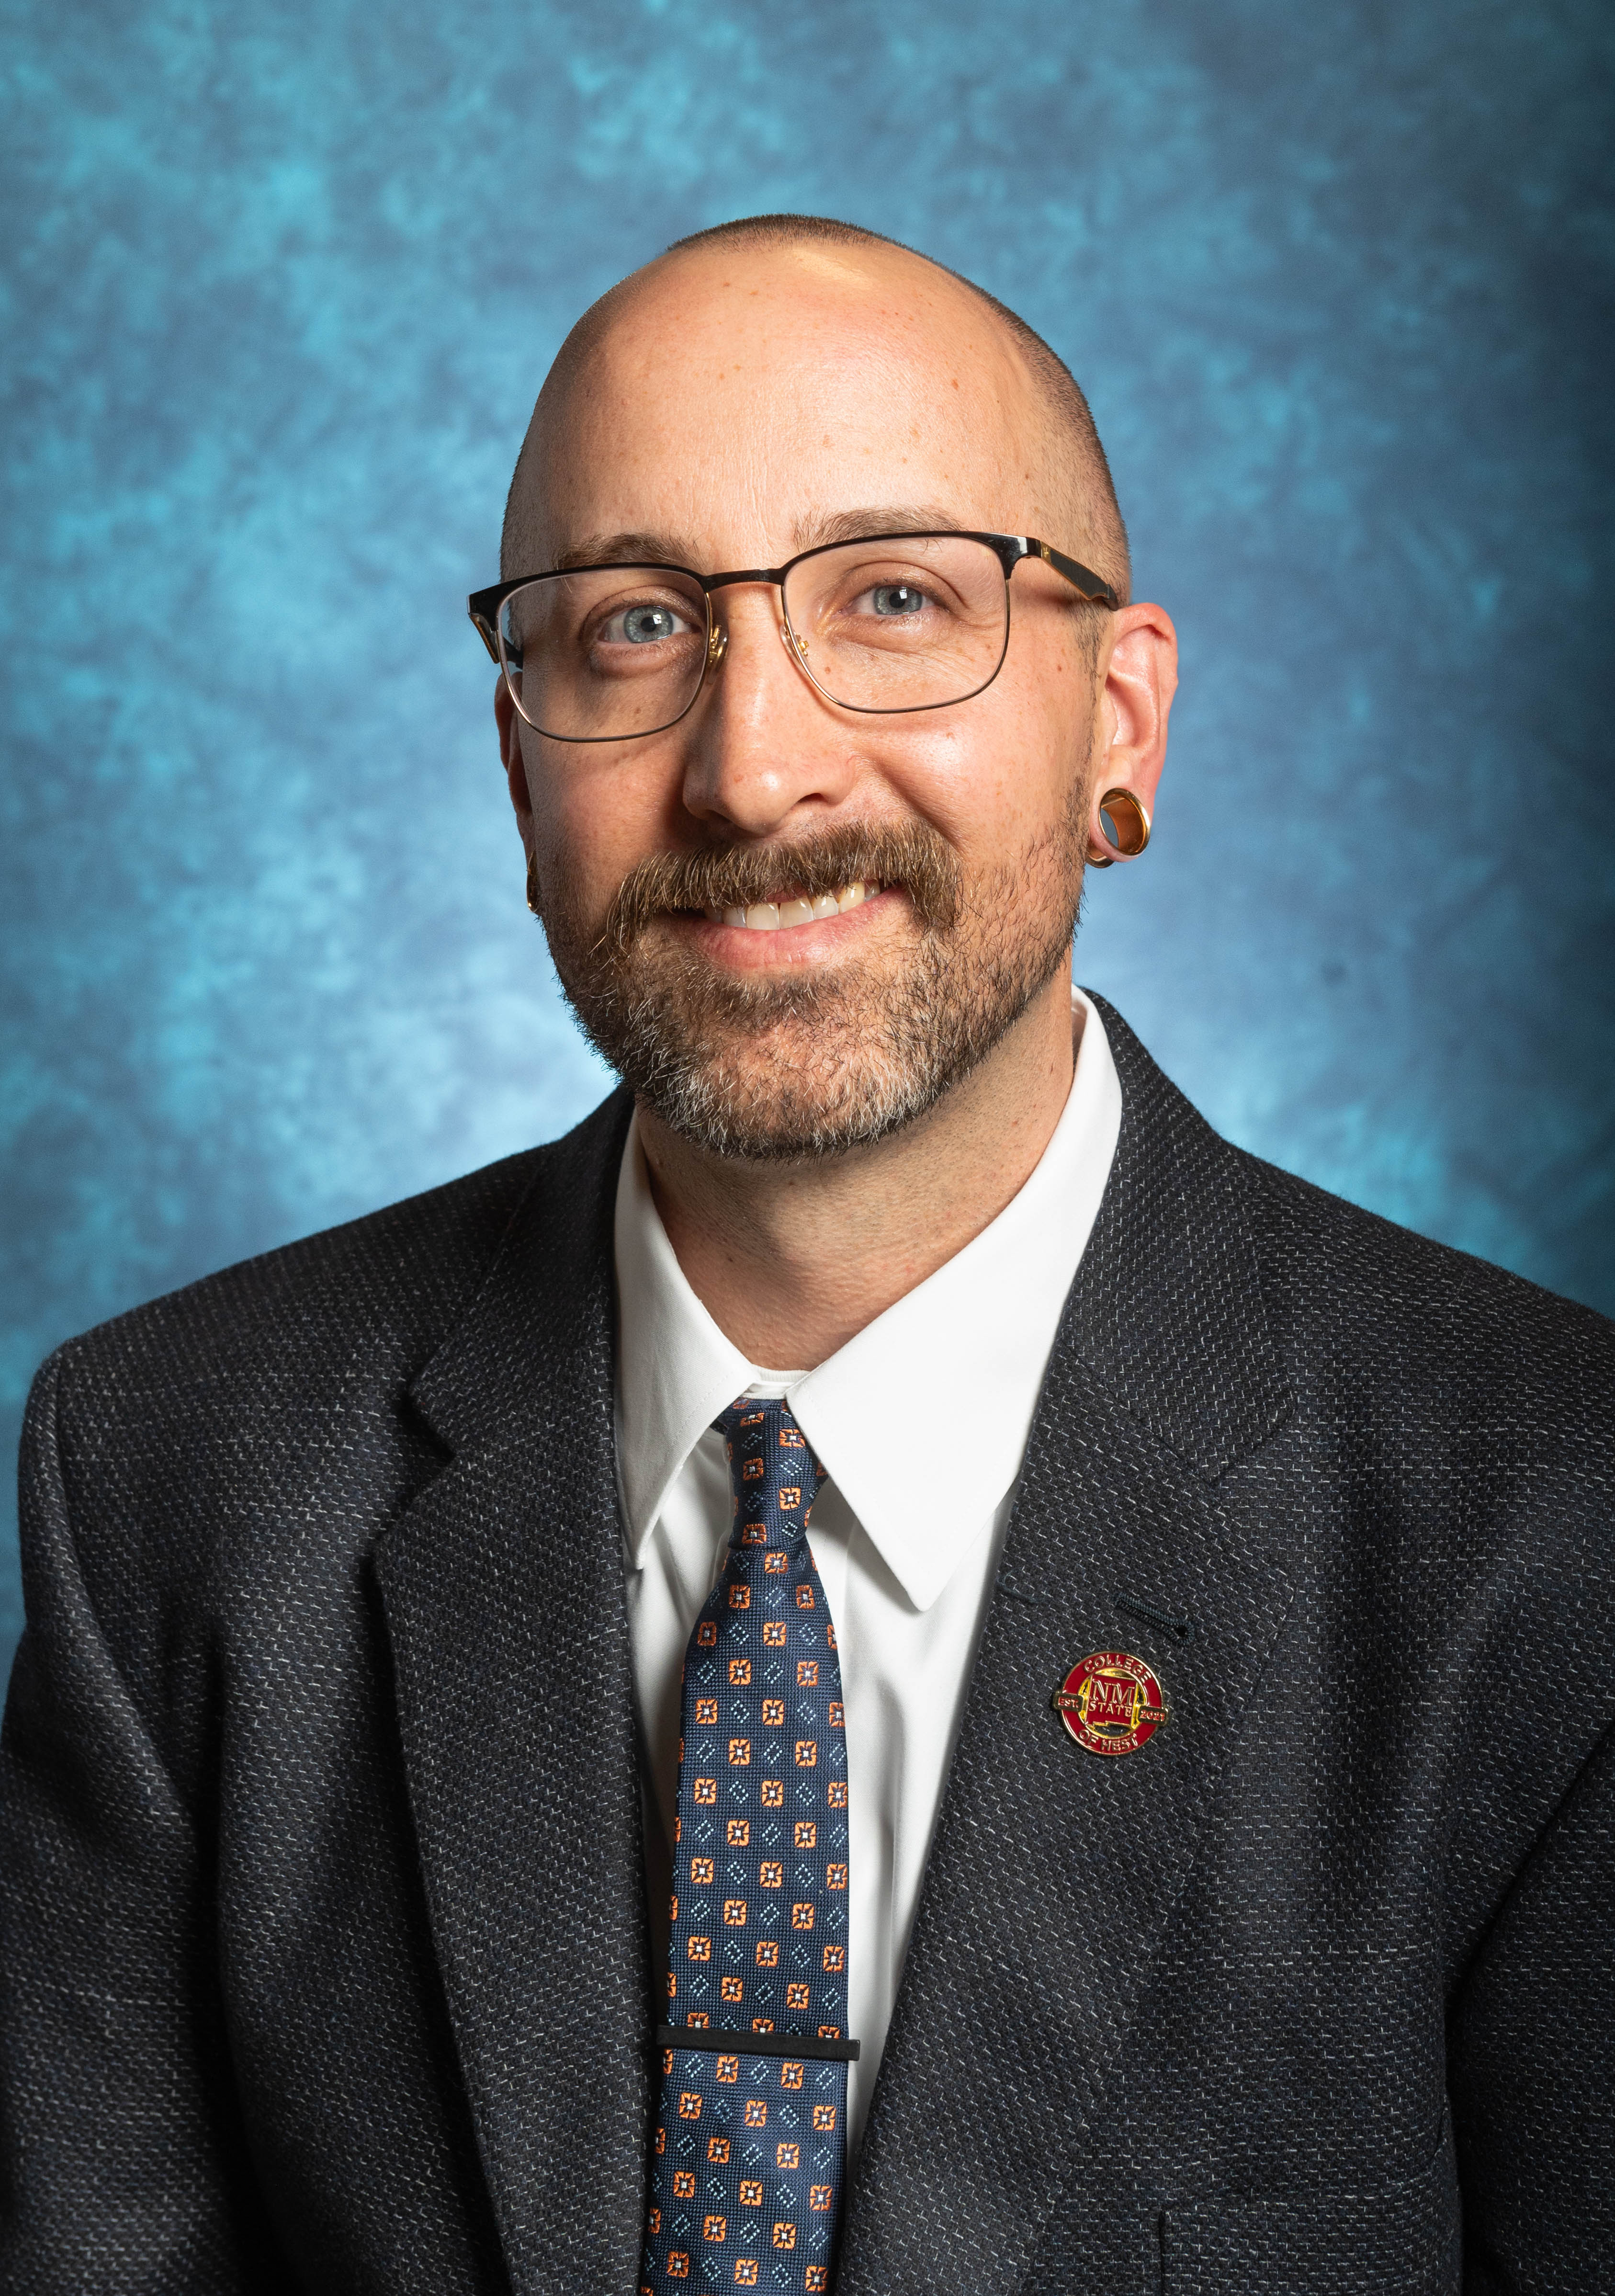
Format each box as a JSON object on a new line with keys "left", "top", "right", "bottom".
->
{"left": 3, "top": 1, "right": 1613, "bottom": 1682}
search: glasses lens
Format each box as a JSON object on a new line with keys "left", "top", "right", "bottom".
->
{"left": 498, "top": 567, "right": 709, "bottom": 739}
{"left": 780, "top": 536, "right": 1008, "bottom": 713}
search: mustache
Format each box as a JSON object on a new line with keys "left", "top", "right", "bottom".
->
{"left": 597, "top": 820, "right": 962, "bottom": 960}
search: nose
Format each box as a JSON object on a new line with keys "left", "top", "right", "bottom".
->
{"left": 707, "top": 619, "right": 813, "bottom": 675}
{"left": 678, "top": 585, "right": 858, "bottom": 839}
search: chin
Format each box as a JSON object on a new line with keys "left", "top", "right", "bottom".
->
{"left": 571, "top": 926, "right": 1070, "bottom": 1163}
{"left": 639, "top": 1046, "right": 950, "bottom": 1163}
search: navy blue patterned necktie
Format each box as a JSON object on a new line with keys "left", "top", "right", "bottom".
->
{"left": 640, "top": 1398, "right": 852, "bottom": 2296}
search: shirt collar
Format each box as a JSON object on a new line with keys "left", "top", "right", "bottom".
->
{"left": 613, "top": 988, "right": 1122, "bottom": 1610}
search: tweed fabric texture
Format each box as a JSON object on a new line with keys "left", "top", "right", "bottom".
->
{"left": 642, "top": 1400, "right": 847, "bottom": 2295}
{"left": 1, "top": 999, "right": 1611, "bottom": 2294}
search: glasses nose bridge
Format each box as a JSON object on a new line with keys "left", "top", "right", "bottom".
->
{"left": 702, "top": 565, "right": 789, "bottom": 609}
{"left": 700, "top": 566, "right": 799, "bottom": 682}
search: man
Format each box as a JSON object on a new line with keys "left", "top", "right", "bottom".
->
{"left": 0, "top": 215, "right": 1610, "bottom": 2295}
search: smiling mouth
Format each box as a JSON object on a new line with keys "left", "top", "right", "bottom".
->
{"left": 702, "top": 880, "right": 882, "bottom": 931}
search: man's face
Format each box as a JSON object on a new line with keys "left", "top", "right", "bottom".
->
{"left": 503, "top": 244, "right": 1110, "bottom": 1159}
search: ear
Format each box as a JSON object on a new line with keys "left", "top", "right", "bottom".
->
{"left": 1092, "top": 601, "right": 1177, "bottom": 843}
{"left": 495, "top": 676, "right": 535, "bottom": 851}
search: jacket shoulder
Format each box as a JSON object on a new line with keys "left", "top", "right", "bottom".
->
{"left": 14, "top": 1094, "right": 630, "bottom": 1788}
{"left": 35, "top": 1088, "right": 631, "bottom": 1501}
{"left": 1235, "top": 1144, "right": 1615, "bottom": 1421}
{"left": 1081, "top": 989, "right": 1615, "bottom": 1478}
{"left": 49, "top": 1148, "right": 538, "bottom": 1413}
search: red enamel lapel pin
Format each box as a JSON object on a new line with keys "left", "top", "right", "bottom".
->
{"left": 1052, "top": 1650, "right": 1169, "bottom": 1755}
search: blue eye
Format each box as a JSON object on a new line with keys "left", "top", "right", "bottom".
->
{"left": 620, "top": 604, "right": 682, "bottom": 644}
{"left": 595, "top": 599, "right": 696, "bottom": 646}
{"left": 870, "top": 583, "right": 924, "bottom": 617}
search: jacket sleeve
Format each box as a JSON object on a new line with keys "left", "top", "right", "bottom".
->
{"left": 1448, "top": 1714, "right": 1615, "bottom": 2292}
{"left": 0, "top": 1352, "right": 280, "bottom": 2292}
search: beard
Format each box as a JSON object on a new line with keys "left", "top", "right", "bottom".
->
{"left": 538, "top": 801, "right": 1090, "bottom": 1161}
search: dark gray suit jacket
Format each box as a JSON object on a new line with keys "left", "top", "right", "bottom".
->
{"left": 2, "top": 1001, "right": 1612, "bottom": 2294}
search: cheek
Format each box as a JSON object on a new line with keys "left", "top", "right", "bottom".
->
{"left": 524, "top": 744, "right": 674, "bottom": 887}
{"left": 885, "top": 687, "right": 1086, "bottom": 862}
{"left": 991, "top": 668, "right": 1096, "bottom": 831}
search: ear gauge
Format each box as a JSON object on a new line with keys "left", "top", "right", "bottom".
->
{"left": 525, "top": 850, "right": 542, "bottom": 917}
{"left": 1088, "top": 787, "right": 1152, "bottom": 867}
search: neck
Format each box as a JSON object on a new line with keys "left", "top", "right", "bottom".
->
{"left": 637, "top": 960, "right": 1079, "bottom": 1369}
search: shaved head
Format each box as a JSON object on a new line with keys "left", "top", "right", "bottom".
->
{"left": 501, "top": 214, "right": 1130, "bottom": 601}
{"left": 494, "top": 209, "right": 1175, "bottom": 1173}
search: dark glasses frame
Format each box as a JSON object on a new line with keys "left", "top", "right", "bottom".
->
{"left": 468, "top": 530, "right": 1121, "bottom": 743}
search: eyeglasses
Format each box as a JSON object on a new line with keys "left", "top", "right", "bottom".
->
{"left": 468, "top": 530, "right": 1119, "bottom": 744}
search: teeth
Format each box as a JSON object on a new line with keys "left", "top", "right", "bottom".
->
{"left": 709, "top": 882, "right": 881, "bottom": 930}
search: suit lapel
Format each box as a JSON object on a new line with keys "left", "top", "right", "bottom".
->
{"left": 838, "top": 1000, "right": 1298, "bottom": 2296}
{"left": 374, "top": 1090, "right": 649, "bottom": 2296}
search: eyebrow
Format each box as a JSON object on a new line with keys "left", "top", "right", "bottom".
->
{"left": 791, "top": 504, "right": 971, "bottom": 552}
{"left": 544, "top": 505, "right": 979, "bottom": 577}
{"left": 550, "top": 531, "right": 703, "bottom": 572}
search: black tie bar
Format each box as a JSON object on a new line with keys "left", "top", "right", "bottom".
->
{"left": 654, "top": 2023, "right": 860, "bottom": 2064}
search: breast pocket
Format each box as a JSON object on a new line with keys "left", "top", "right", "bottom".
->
{"left": 1161, "top": 2115, "right": 1459, "bottom": 2295}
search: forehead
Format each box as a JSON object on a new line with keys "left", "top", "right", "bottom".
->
{"left": 523, "top": 246, "right": 1054, "bottom": 567}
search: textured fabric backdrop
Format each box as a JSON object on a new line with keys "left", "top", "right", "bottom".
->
{"left": 2, "top": 0, "right": 1612, "bottom": 1682}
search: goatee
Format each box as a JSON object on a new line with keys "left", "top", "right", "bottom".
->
{"left": 539, "top": 811, "right": 1087, "bottom": 1160}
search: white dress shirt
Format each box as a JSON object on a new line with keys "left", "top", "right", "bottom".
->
{"left": 613, "top": 989, "right": 1121, "bottom": 2148}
